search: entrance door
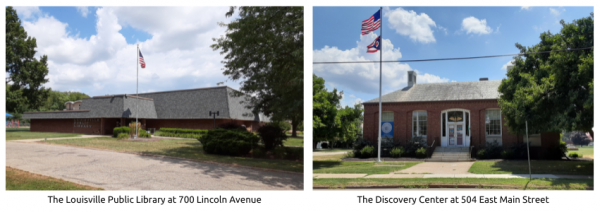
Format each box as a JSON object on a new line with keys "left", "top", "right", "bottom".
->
{"left": 448, "top": 123, "right": 464, "bottom": 146}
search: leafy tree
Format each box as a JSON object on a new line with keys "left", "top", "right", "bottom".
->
{"left": 6, "top": 6, "right": 50, "bottom": 114}
{"left": 41, "top": 91, "right": 90, "bottom": 111}
{"left": 498, "top": 14, "right": 593, "bottom": 135}
{"left": 313, "top": 74, "right": 342, "bottom": 149}
{"left": 335, "top": 104, "right": 364, "bottom": 148}
{"left": 211, "top": 7, "right": 303, "bottom": 137}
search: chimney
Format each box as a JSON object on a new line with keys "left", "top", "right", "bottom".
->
{"left": 407, "top": 70, "right": 417, "bottom": 87}
{"left": 507, "top": 65, "right": 514, "bottom": 72}
{"left": 479, "top": 78, "right": 488, "bottom": 81}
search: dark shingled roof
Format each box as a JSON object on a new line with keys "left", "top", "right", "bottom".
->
{"left": 364, "top": 80, "right": 502, "bottom": 104}
{"left": 23, "top": 86, "right": 269, "bottom": 122}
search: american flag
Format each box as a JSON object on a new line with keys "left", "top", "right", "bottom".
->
{"left": 139, "top": 49, "right": 146, "bottom": 68}
{"left": 367, "top": 36, "right": 381, "bottom": 53}
{"left": 361, "top": 9, "right": 381, "bottom": 35}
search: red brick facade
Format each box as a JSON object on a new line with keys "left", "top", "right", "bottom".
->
{"left": 363, "top": 99, "right": 559, "bottom": 148}
{"left": 30, "top": 118, "right": 264, "bottom": 135}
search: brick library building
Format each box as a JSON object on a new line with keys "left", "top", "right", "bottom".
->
{"left": 362, "top": 70, "right": 560, "bottom": 158}
{"left": 23, "top": 86, "right": 270, "bottom": 135}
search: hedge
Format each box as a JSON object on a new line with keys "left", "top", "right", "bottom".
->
{"left": 113, "top": 127, "right": 131, "bottom": 138}
{"left": 198, "top": 129, "right": 259, "bottom": 156}
{"left": 159, "top": 128, "right": 208, "bottom": 135}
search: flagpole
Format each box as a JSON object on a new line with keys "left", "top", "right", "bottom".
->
{"left": 136, "top": 44, "right": 139, "bottom": 138}
{"left": 377, "top": 7, "right": 383, "bottom": 163}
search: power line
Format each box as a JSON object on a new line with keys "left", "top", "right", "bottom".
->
{"left": 313, "top": 46, "right": 593, "bottom": 64}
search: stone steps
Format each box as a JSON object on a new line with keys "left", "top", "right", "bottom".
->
{"left": 430, "top": 147, "right": 472, "bottom": 162}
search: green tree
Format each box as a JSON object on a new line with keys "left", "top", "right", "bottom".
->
{"left": 498, "top": 14, "right": 593, "bottom": 135}
{"left": 41, "top": 91, "right": 90, "bottom": 111}
{"left": 211, "top": 7, "right": 303, "bottom": 137}
{"left": 6, "top": 6, "right": 50, "bottom": 114}
{"left": 313, "top": 74, "right": 341, "bottom": 149}
{"left": 336, "top": 104, "right": 364, "bottom": 148}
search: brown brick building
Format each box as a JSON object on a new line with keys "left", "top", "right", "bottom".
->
{"left": 363, "top": 71, "right": 559, "bottom": 150}
{"left": 23, "top": 86, "right": 270, "bottom": 135}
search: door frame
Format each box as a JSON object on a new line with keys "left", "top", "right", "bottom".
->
{"left": 440, "top": 109, "right": 470, "bottom": 147}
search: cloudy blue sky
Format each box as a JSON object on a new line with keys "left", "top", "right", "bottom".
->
{"left": 12, "top": 6, "right": 237, "bottom": 96}
{"left": 313, "top": 6, "right": 593, "bottom": 107}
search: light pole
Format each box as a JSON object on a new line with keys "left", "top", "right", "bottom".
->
{"left": 209, "top": 111, "right": 219, "bottom": 129}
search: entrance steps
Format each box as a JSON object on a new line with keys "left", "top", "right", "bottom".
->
{"left": 427, "top": 147, "right": 473, "bottom": 162}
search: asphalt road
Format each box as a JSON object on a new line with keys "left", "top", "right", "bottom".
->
{"left": 6, "top": 142, "right": 303, "bottom": 190}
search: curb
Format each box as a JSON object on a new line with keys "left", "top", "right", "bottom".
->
{"left": 314, "top": 184, "right": 593, "bottom": 190}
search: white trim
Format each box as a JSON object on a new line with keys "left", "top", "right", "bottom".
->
{"left": 485, "top": 109, "right": 502, "bottom": 137}
{"left": 440, "top": 109, "right": 471, "bottom": 147}
{"left": 412, "top": 110, "right": 427, "bottom": 138}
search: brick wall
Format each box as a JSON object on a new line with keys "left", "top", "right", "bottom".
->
{"left": 145, "top": 119, "right": 262, "bottom": 132}
{"left": 363, "top": 100, "right": 557, "bottom": 147}
{"left": 30, "top": 118, "right": 102, "bottom": 134}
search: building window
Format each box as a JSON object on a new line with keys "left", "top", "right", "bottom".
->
{"left": 465, "top": 112, "right": 469, "bottom": 136}
{"left": 485, "top": 110, "right": 501, "bottom": 136}
{"left": 413, "top": 111, "right": 427, "bottom": 138}
{"left": 442, "top": 113, "right": 446, "bottom": 137}
{"left": 448, "top": 111, "right": 463, "bottom": 122}
{"left": 382, "top": 111, "right": 394, "bottom": 122}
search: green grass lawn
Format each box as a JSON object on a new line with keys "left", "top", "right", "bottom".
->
{"left": 568, "top": 147, "right": 594, "bottom": 159}
{"left": 6, "top": 128, "right": 82, "bottom": 141}
{"left": 313, "top": 161, "right": 420, "bottom": 175}
{"left": 313, "top": 178, "right": 593, "bottom": 190}
{"left": 42, "top": 137, "right": 303, "bottom": 173}
{"left": 313, "top": 154, "right": 348, "bottom": 161}
{"left": 6, "top": 167, "right": 102, "bottom": 190}
{"left": 469, "top": 161, "right": 594, "bottom": 175}
{"left": 314, "top": 148, "right": 352, "bottom": 153}
{"left": 284, "top": 136, "right": 303, "bottom": 147}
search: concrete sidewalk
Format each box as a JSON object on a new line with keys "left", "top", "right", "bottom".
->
{"left": 8, "top": 135, "right": 110, "bottom": 143}
{"left": 313, "top": 151, "right": 351, "bottom": 156}
{"left": 313, "top": 173, "right": 592, "bottom": 179}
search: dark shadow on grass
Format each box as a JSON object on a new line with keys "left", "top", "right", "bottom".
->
{"left": 6, "top": 128, "right": 30, "bottom": 132}
{"left": 483, "top": 160, "right": 594, "bottom": 175}
{"left": 313, "top": 161, "right": 343, "bottom": 170}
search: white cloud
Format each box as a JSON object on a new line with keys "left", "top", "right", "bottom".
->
{"left": 22, "top": 7, "right": 238, "bottom": 96}
{"left": 550, "top": 8, "right": 565, "bottom": 16}
{"left": 521, "top": 7, "right": 531, "bottom": 11}
{"left": 313, "top": 33, "right": 449, "bottom": 96}
{"left": 438, "top": 25, "right": 448, "bottom": 35}
{"left": 501, "top": 60, "right": 515, "bottom": 71}
{"left": 13, "top": 6, "right": 42, "bottom": 20}
{"left": 384, "top": 7, "right": 437, "bottom": 43}
{"left": 76, "top": 7, "right": 90, "bottom": 18}
{"left": 461, "top": 16, "right": 493, "bottom": 35}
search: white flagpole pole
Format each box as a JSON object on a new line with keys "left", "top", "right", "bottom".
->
{"left": 136, "top": 44, "right": 139, "bottom": 138}
{"left": 377, "top": 7, "right": 383, "bottom": 163}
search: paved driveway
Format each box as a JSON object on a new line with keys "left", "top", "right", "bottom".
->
{"left": 7, "top": 142, "right": 303, "bottom": 190}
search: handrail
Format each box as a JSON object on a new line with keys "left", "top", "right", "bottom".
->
{"left": 469, "top": 146, "right": 474, "bottom": 159}
{"left": 430, "top": 139, "right": 436, "bottom": 148}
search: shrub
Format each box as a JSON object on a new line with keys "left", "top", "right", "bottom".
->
{"left": 138, "top": 130, "right": 151, "bottom": 138}
{"left": 544, "top": 141, "right": 568, "bottom": 160}
{"left": 113, "top": 127, "right": 131, "bottom": 138}
{"left": 198, "top": 129, "right": 259, "bottom": 156}
{"left": 508, "top": 142, "right": 528, "bottom": 160}
{"left": 270, "top": 121, "right": 291, "bottom": 133}
{"left": 477, "top": 149, "right": 487, "bottom": 159}
{"left": 415, "top": 147, "right": 427, "bottom": 158}
{"left": 117, "top": 133, "right": 129, "bottom": 140}
{"left": 159, "top": 128, "right": 208, "bottom": 135}
{"left": 501, "top": 150, "right": 515, "bottom": 159}
{"left": 321, "top": 142, "right": 328, "bottom": 149}
{"left": 272, "top": 146, "right": 287, "bottom": 159}
{"left": 251, "top": 147, "right": 266, "bottom": 158}
{"left": 217, "top": 122, "right": 246, "bottom": 131}
{"left": 257, "top": 124, "right": 287, "bottom": 150}
{"left": 359, "top": 146, "right": 374, "bottom": 158}
{"left": 568, "top": 152, "right": 580, "bottom": 158}
{"left": 285, "top": 147, "right": 303, "bottom": 160}
{"left": 344, "top": 151, "right": 354, "bottom": 158}
{"left": 390, "top": 147, "right": 404, "bottom": 158}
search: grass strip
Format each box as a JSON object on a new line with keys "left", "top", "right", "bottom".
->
{"left": 314, "top": 161, "right": 420, "bottom": 175}
{"left": 468, "top": 161, "right": 593, "bottom": 175}
{"left": 6, "top": 167, "right": 102, "bottom": 190}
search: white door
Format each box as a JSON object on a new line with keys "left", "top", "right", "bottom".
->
{"left": 448, "top": 123, "right": 464, "bottom": 146}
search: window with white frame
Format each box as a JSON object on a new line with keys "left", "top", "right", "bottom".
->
{"left": 413, "top": 111, "right": 427, "bottom": 138}
{"left": 485, "top": 110, "right": 502, "bottom": 136}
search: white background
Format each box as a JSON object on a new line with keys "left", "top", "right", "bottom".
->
{"left": 1, "top": 0, "right": 598, "bottom": 211}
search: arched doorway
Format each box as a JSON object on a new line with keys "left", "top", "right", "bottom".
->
{"left": 440, "top": 109, "right": 471, "bottom": 147}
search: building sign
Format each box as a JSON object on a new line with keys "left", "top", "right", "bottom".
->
{"left": 381, "top": 122, "right": 393, "bottom": 138}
